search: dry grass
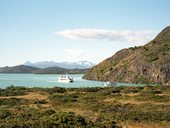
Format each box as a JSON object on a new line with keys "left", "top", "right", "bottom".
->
{"left": 0, "top": 92, "right": 49, "bottom": 100}
{"left": 62, "top": 107, "right": 98, "bottom": 121}
{"left": 0, "top": 92, "right": 52, "bottom": 108}
{"left": 121, "top": 122, "right": 170, "bottom": 128}
{"left": 102, "top": 97, "right": 147, "bottom": 105}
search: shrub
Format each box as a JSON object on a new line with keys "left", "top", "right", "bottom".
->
{"left": 121, "top": 87, "right": 142, "bottom": 94}
{"left": 0, "top": 109, "right": 11, "bottom": 119}
{"left": 34, "top": 99, "right": 48, "bottom": 104}
{"left": 98, "top": 87, "right": 121, "bottom": 96}
{"left": 0, "top": 86, "right": 27, "bottom": 96}
{"left": 47, "top": 86, "right": 66, "bottom": 94}
{"left": 49, "top": 94, "right": 78, "bottom": 105}
{"left": 0, "top": 98, "right": 33, "bottom": 106}
{"left": 76, "top": 87, "right": 100, "bottom": 92}
{"left": 147, "top": 53, "right": 159, "bottom": 62}
{"left": 6, "top": 85, "right": 27, "bottom": 91}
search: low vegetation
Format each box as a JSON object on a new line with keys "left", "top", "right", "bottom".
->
{"left": 0, "top": 85, "right": 170, "bottom": 128}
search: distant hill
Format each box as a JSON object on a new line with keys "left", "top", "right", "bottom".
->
{"left": 33, "top": 67, "right": 86, "bottom": 74}
{"left": 83, "top": 26, "right": 170, "bottom": 85}
{"left": 23, "top": 61, "right": 95, "bottom": 69}
{"left": 0, "top": 65, "right": 40, "bottom": 73}
{"left": 0, "top": 65, "right": 87, "bottom": 74}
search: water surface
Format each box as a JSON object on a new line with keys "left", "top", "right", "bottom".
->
{"left": 0, "top": 73, "right": 145, "bottom": 89}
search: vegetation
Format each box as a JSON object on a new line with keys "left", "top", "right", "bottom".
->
{"left": 0, "top": 85, "right": 170, "bottom": 128}
{"left": 0, "top": 85, "right": 27, "bottom": 96}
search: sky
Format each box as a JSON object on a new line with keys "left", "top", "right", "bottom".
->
{"left": 0, "top": 0, "right": 170, "bottom": 67}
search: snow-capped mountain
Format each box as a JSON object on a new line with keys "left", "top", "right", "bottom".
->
{"left": 23, "top": 61, "right": 95, "bottom": 69}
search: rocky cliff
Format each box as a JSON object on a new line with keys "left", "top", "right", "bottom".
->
{"left": 83, "top": 27, "right": 170, "bottom": 85}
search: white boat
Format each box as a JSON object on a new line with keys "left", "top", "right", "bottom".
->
{"left": 58, "top": 75, "right": 73, "bottom": 83}
{"left": 103, "top": 81, "right": 116, "bottom": 87}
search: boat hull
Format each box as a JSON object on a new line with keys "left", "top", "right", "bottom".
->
{"left": 58, "top": 76, "right": 73, "bottom": 83}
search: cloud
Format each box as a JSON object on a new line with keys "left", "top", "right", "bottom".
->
{"left": 55, "top": 28, "right": 158, "bottom": 45}
{"left": 64, "top": 48, "right": 85, "bottom": 58}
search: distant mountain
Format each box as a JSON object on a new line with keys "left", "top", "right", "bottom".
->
{"left": 23, "top": 61, "right": 95, "bottom": 69}
{"left": 0, "top": 65, "right": 40, "bottom": 73}
{"left": 0, "top": 65, "right": 87, "bottom": 74}
{"left": 33, "top": 67, "right": 87, "bottom": 74}
{"left": 83, "top": 26, "right": 170, "bottom": 85}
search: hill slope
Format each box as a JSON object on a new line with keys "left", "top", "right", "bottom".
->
{"left": 0, "top": 65, "right": 86, "bottom": 74}
{"left": 83, "top": 26, "right": 170, "bottom": 85}
{"left": 0, "top": 65, "right": 40, "bottom": 73}
{"left": 33, "top": 67, "right": 86, "bottom": 74}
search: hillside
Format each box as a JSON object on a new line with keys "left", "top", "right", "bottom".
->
{"left": 0, "top": 65, "right": 40, "bottom": 73}
{"left": 33, "top": 67, "right": 87, "bottom": 74}
{"left": 83, "top": 26, "right": 170, "bottom": 85}
{"left": 0, "top": 65, "right": 86, "bottom": 74}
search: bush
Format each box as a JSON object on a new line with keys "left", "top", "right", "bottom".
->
{"left": 34, "top": 99, "right": 48, "bottom": 104}
{"left": 98, "top": 87, "right": 121, "bottom": 96}
{"left": 0, "top": 109, "right": 11, "bottom": 119}
{"left": 6, "top": 85, "right": 27, "bottom": 91}
{"left": 49, "top": 94, "right": 78, "bottom": 105}
{"left": 136, "top": 93, "right": 170, "bottom": 102}
{"left": 121, "top": 87, "right": 143, "bottom": 94}
{"left": 76, "top": 87, "right": 100, "bottom": 92}
{"left": 47, "top": 87, "right": 66, "bottom": 94}
{"left": 0, "top": 98, "right": 33, "bottom": 106}
{"left": 146, "top": 53, "right": 159, "bottom": 62}
{"left": 0, "top": 86, "right": 27, "bottom": 96}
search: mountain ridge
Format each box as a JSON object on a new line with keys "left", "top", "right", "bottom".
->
{"left": 0, "top": 65, "right": 40, "bottom": 73}
{"left": 0, "top": 65, "right": 87, "bottom": 74}
{"left": 83, "top": 26, "right": 170, "bottom": 85}
{"left": 23, "top": 61, "right": 95, "bottom": 69}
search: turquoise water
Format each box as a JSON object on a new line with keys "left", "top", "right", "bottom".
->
{"left": 0, "top": 73, "right": 145, "bottom": 89}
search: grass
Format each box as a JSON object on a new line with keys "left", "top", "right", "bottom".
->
{"left": 0, "top": 85, "right": 170, "bottom": 128}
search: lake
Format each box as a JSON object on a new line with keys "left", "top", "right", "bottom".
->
{"left": 0, "top": 73, "right": 145, "bottom": 89}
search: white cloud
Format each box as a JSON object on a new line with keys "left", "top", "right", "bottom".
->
{"left": 64, "top": 48, "right": 85, "bottom": 58}
{"left": 55, "top": 28, "right": 158, "bottom": 45}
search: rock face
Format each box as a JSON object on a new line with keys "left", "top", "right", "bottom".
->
{"left": 83, "top": 27, "right": 170, "bottom": 85}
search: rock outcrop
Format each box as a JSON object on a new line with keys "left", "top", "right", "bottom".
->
{"left": 83, "top": 27, "right": 170, "bottom": 85}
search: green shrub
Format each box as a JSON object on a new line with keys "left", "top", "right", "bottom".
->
{"left": 0, "top": 109, "right": 11, "bottom": 119}
{"left": 147, "top": 53, "right": 159, "bottom": 62}
{"left": 34, "top": 99, "right": 48, "bottom": 104}
{"left": 0, "top": 86, "right": 27, "bottom": 96}
{"left": 76, "top": 87, "right": 100, "bottom": 92}
{"left": 6, "top": 85, "right": 27, "bottom": 90}
{"left": 98, "top": 87, "right": 121, "bottom": 96}
{"left": 0, "top": 98, "right": 33, "bottom": 106}
{"left": 121, "top": 87, "right": 143, "bottom": 94}
{"left": 136, "top": 93, "right": 170, "bottom": 102}
{"left": 47, "top": 86, "right": 66, "bottom": 94}
{"left": 49, "top": 94, "right": 78, "bottom": 105}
